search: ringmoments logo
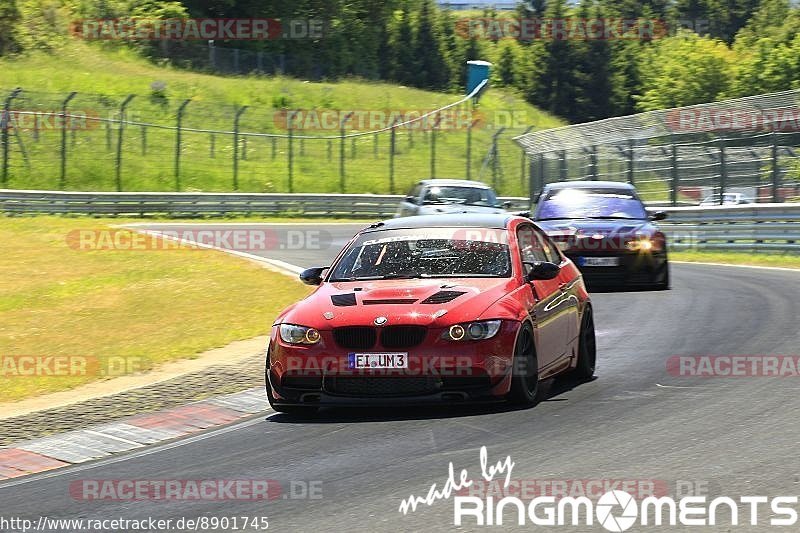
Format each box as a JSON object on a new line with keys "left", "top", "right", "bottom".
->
{"left": 398, "top": 447, "right": 800, "bottom": 530}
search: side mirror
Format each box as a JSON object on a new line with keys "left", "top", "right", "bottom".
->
{"left": 524, "top": 261, "right": 560, "bottom": 281}
{"left": 405, "top": 195, "right": 417, "bottom": 205}
{"left": 502, "top": 201, "right": 513, "bottom": 209}
{"left": 532, "top": 192, "right": 542, "bottom": 204}
{"left": 299, "top": 266, "right": 328, "bottom": 286}
{"left": 650, "top": 211, "right": 668, "bottom": 221}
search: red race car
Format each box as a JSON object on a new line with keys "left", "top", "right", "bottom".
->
{"left": 266, "top": 214, "right": 595, "bottom": 415}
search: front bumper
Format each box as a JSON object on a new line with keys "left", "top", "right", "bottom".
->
{"left": 267, "top": 322, "right": 519, "bottom": 406}
{"left": 564, "top": 250, "right": 668, "bottom": 288}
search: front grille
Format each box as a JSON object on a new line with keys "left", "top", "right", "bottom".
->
{"left": 380, "top": 326, "right": 427, "bottom": 349}
{"left": 325, "top": 376, "right": 440, "bottom": 397}
{"left": 333, "top": 326, "right": 376, "bottom": 350}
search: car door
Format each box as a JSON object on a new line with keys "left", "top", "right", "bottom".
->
{"left": 541, "top": 230, "right": 581, "bottom": 348}
{"left": 517, "top": 224, "right": 572, "bottom": 372}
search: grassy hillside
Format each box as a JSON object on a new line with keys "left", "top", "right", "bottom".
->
{"left": 0, "top": 43, "right": 564, "bottom": 196}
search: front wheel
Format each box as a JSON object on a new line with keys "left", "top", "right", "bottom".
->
{"left": 506, "top": 324, "right": 539, "bottom": 406}
{"left": 572, "top": 307, "right": 596, "bottom": 381}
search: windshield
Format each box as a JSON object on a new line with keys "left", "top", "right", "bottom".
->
{"left": 536, "top": 187, "right": 648, "bottom": 220}
{"left": 423, "top": 186, "right": 497, "bottom": 207}
{"left": 328, "top": 228, "right": 511, "bottom": 280}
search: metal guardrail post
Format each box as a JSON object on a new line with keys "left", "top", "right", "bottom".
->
{"left": 174, "top": 99, "right": 191, "bottom": 191}
{"left": 589, "top": 145, "right": 598, "bottom": 180}
{"left": 626, "top": 140, "right": 634, "bottom": 185}
{"left": 59, "top": 91, "right": 77, "bottom": 189}
{"left": 339, "top": 112, "right": 353, "bottom": 193}
{"left": 670, "top": 143, "right": 678, "bottom": 206}
{"left": 2, "top": 88, "right": 22, "bottom": 187}
{"left": 232, "top": 105, "right": 248, "bottom": 191}
{"left": 771, "top": 131, "right": 780, "bottom": 203}
{"left": 114, "top": 95, "right": 135, "bottom": 192}
{"left": 718, "top": 135, "right": 727, "bottom": 205}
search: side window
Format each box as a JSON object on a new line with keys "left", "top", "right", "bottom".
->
{"left": 517, "top": 225, "right": 548, "bottom": 265}
{"left": 538, "top": 231, "right": 563, "bottom": 265}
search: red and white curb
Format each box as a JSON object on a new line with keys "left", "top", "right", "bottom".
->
{"left": 0, "top": 388, "right": 268, "bottom": 480}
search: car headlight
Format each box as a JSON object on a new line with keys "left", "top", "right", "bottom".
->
{"left": 279, "top": 324, "right": 321, "bottom": 345}
{"left": 442, "top": 320, "right": 502, "bottom": 341}
{"left": 626, "top": 238, "right": 656, "bottom": 252}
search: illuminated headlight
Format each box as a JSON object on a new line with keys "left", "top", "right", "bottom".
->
{"left": 279, "top": 324, "right": 321, "bottom": 345}
{"left": 626, "top": 238, "right": 653, "bottom": 251}
{"left": 443, "top": 320, "right": 502, "bottom": 341}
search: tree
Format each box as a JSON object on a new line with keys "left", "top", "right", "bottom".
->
{"left": 0, "top": 0, "right": 20, "bottom": 56}
{"left": 635, "top": 31, "right": 735, "bottom": 111}
{"left": 413, "top": 0, "right": 448, "bottom": 89}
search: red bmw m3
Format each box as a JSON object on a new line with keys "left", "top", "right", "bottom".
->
{"left": 266, "top": 214, "right": 595, "bottom": 415}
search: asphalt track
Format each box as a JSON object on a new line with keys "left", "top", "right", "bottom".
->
{"left": 2, "top": 222, "right": 800, "bottom": 532}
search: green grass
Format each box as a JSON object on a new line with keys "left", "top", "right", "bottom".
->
{"left": 0, "top": 216, "right": 310, "bottom": 402}
{"left": 672, "top": 250, "right": 800, "bottom": 268}
{"left": 0, "top": 42, "right": 564, "bottom": 197}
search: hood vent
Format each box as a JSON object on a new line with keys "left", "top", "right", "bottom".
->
{"left": 421, "top": 290, "right": 466, "bottom": 304}
{"left": 331, "top": 293, "right": 357, "bottom": 307}
{"left": 363, "top": 298, "right": 418, "bottom": 305}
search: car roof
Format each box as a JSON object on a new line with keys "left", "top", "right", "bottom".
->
{"left": 544, "top": 180, "right": 636, "bottom": 190}
{"left": 417, "top": 179, "right": 492, "bottom": 189}
{"left": 366, "top": 214, "right": 515, "bottom": 231}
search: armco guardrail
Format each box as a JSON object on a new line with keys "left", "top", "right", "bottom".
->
{"left": 658, "top": 203, "right": 800, "bottom": 252}
{"left": 1, "top": 190, "right": 798, "bottom": 253}
{"left": 0, "top": 189, "right": 529, "bottom": 218}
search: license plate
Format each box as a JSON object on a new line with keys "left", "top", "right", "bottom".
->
{"left": 348, "top": 352, "right": 408, "bottom": 369}
{"left": 579, "top": 256, "right": 620, "bottom": 267}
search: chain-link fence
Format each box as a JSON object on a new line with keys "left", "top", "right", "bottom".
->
{"left": 516, "top": 89, "right": 800, "bottom": 205}
{"left": 0, "top": 85, "right": 535, "bottom": 197}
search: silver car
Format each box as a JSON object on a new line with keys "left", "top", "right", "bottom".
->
{"left": 395, "top": 179, "right": 509, "bottom": 217}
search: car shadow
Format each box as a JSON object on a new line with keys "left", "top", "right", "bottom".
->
{"left": 264, "top": 374, "right": 595, "bottom": 424}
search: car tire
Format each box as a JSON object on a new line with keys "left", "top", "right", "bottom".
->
{"left": 653, "top": 261, "right": 670, "bottom": 291}
{"left": 571, "top": 307, "right": 596, "bottom": 381}
{"left": 265, "top": 349, "right": 318, "bottom": 417}
{"left": 506, "top": 323, "right": 540, "bottom": 406}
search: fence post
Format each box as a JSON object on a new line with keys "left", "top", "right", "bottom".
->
{"left": 339, "top": 112, "right": 353, "bottom": 193}
{"left": 490, "top": 128, "right": 505, "bottom": 188}
{"left": 141, "top": 126, "right": 148, "bottom": 155}
{"left": 466, "top": 118, "right": 473, "bottom": 180}
{"left": 589, "top": 145, "right": 598, "bottom": 180}
{"left": 58, "top": 91, "right": 76, "bottom": 190}
{"left": 174, "top": 99, "right": 190, "bottom": 191}
{"left": 559, "top": 150, "right": 568, "bottom": 182}
{"left": 718, "top": 135, "right": 727, "bottom": 205}
{"left": 389, "top": 119, "right": 398, "bottom": 194}
{"left": 520, "top": 126, "right": 533, "bottom": 189}
{"left": 670, "top": 143, "right": 679, "bottom": 206}
{"left": 627, "top": 140, "right": 634, "bottom": 185}
{"left": 114, "top": 94, "right": 135, "bottom": 192}
{"left": 771, "top": 131, "right": 779, "bottom": 203}
{"left": 1, "top": 88, "right": 22, "bottom": 186}
{"left": 232, "top": 105, "right": 248, "bottom": 191}
{"left": 430, "top": 113, "right": 442, "bottom": 179}
{"left": 287, "top": 111, "right": 296, "bottom": 193}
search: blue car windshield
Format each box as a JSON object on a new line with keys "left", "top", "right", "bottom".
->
{"left": 536, "top": 188, "right": 647, "bottom": 220}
